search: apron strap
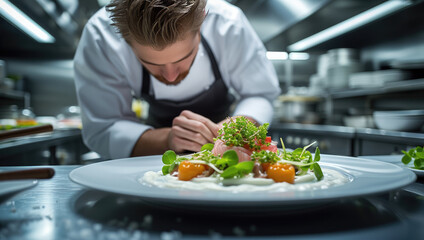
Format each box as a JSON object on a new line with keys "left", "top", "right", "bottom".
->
{"left": 141, "top": 61, "right": 151, "bottom": 96}
{"left": 200, "top": 35, "right": 222, "bottom": 81}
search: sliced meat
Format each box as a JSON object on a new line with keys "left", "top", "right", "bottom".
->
{"left": 212, "top": 139, "right": 253, "bottom": 162}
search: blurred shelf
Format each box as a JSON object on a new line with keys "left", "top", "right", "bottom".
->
{"left": 0, "top": 90, "right": 29, "bottom": 109}
{"left": 0, "top": 89, "right": 27, "bottom": 100}
{"left": 328, "top": 78, "right": 424, "bottom": 99}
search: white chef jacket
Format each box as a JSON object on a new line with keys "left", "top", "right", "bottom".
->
{"left": 73, "top": 0, "right": 281, "bottom": 159}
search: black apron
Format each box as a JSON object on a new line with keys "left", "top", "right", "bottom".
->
{"left": 141, "top": 35, "right": 235, "bottom": 128}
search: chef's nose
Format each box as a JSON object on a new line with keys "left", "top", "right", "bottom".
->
{"left": 161, "top": 64, "right": 179, "bottom": 82}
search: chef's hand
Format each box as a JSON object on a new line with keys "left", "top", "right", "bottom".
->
{"left": 168, "top": 110, "right": 220, "bottom": 153}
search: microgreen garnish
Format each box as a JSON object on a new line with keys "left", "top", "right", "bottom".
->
{"left": 220, "top": 161, "right": 254, "bottom": 179}
{"left": 278, "top": 139, "right": 323, "bottom": 181}
{"left": 215, "top": 116, "right": 269, "bottom": 151}
{"left": 192, "top": 149, "right": 220, "bottom": 163}
{"left": 402, "top": 146, "right": 424, "bottom": 170}
{"left": 251, "top": 150, "right": 279, "bottom": 164}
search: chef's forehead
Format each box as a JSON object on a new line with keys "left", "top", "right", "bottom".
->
{"left": 132, "top": 32, "right": 199, "bottom": 65}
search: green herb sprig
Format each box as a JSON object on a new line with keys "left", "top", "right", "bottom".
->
{"left": 278, "top": 139, "right": 323, "bottom": 181}
{"left": 402, "top": 146, "right": 424, "bottom": 170}
{"left": 215, "top": 116, "right": 269, "bottom": 151}
{"left": 251, "top": 150, "right": 280, "bottom": 164}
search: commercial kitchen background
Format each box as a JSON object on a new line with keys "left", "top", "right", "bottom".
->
{"left": 1, "top": 0, "right": 424, "bottom": 164}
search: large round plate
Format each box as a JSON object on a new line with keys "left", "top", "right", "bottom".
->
{"left": 69, "top": 154, "right": 416, "bottom": 211}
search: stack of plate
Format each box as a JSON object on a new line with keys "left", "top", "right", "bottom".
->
{"left": 349, "top": 69, "right": 410, "bottom": 88}
{"left": 373, "top": 110, "right": 424, "bottom": 132}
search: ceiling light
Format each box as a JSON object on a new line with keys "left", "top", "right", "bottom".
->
{"left": 267, "top": 51, "right": 310, "bottom": 61}
{"left": 0, "top": 0, "right": 55, "bottom": 43}
{"left": 289, "top": 52, "right": 310, "bottom": 60}
{"left": 266, "top": 51, "right": 288, "bottom": 60}
{"left": 288, "top": 0, "right": 411, "bottom": 51}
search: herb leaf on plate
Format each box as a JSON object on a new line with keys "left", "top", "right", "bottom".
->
{"left": 220, "top": 161, "right": 254, "bottom": 179}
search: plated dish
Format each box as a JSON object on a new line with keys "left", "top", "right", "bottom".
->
{"left": 154, "top": 117, "right": 326, "bottom": 189}
{"left": 69, "top": 154, "right": 416, "bottom": 211}
{"left": 70, "top": 117, "right": 416, "bottom": 212}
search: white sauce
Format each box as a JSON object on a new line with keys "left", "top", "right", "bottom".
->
{"left": 140, "top": 169, "right": 349, "bottom": 192}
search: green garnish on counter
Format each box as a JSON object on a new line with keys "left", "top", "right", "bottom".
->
{"left": 215, "top": 116, "right": 269, "bottom": 151}
{"left": 402, "top": 146, "right": 424, "bottom": 170}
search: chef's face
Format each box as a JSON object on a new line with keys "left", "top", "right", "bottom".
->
{"left": 131, "top": 32, "right": 201, "bottom": 85}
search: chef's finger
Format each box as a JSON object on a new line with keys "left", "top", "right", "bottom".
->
{"left": 170, "top": 135, "right": 203, "bottom": 153}
{"left": 173, "top": 114, "right": 216, "bottom": 142}
{"left": 180, "top": 110, "right": 220, "bottom": 137}
{"left": 171, "top": 125, "right": 209, "bottom": 146}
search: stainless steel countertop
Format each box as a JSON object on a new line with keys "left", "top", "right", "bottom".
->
{"left": 0, "top": 165, "right": 424, "bottom": 240}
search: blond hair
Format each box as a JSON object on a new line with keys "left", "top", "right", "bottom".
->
{"left": 106, "top": 0, "right": 206, "bottom": 49}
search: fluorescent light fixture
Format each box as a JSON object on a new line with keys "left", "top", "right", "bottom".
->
{"left": 289, "top": 52, "right": 310, "bottom": 60}
{"left": 266, "top": 51, "right": 288, "bottom": 60}
{"left": 288, "top": 0, "right": 411, "bottom": 51}
{"left": 0, "top": 0, "right": 55, "bottom": 43}
{"left": 267, "top": 51, "right": 310, "bottom": 61}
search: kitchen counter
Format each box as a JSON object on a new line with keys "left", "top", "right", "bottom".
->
{"left": 0, "top": 129, "right": 88, "bottom": 165}
{"left": 270, "top": 122, "right": 424, "bottom": 139}
{"left": 1, "top": 164, "right": 424, "bottom": 240}
{"left": 269, "top": 123, "right": 424, "bottom": 156}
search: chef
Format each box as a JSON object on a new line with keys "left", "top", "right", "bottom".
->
{"left": 73, "top": 0, "right": 280, "bottom": 159}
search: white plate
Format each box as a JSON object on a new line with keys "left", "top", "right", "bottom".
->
{"left": 69, "top": 154, "right": 416, "bottom": 211}
{"left": 360, "top": 155, "right": 424, "bottom": 178}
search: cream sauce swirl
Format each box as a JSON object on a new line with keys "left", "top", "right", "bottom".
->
{"left": 140, "top": 169, "right": 349, "bottom": 192}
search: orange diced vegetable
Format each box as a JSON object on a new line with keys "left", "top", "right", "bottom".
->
{"left": 266, "top": 163, "right": 295, "bottom": 184}
{"left": 178, "top": 161, "right": 207, "bottom": 181}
